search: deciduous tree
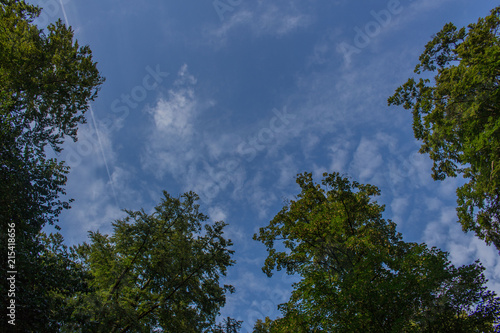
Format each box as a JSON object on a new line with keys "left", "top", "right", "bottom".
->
{"left": 64, "top": 192, "right": 235, "bottom": 333}
{"left": 0, "top": 0, "right": 103, "bottom": 330}
{"left": 388, "top": 6, "right": 500, "bottom": 251}
{"left": 212, "top": 316, "right": 243, "bottom": 333}
{"left": 252, "top": 317, "right": 273, "bottom": 333}
{"left": 254, "top": 172, "right": 500, "bottom": 332}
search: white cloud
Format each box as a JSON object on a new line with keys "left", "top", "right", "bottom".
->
{"left": 208, "top": 206, "right": 227, "bottom": 222}
{"left": 275, "top": 153, "right": 299, "bottom": 189}
{"left": 141, "top": 64, "right": 202, "bottom": 180}
{"left": 391, "top": 196, "right": 409, "bottom": 218}
{"left": 312, "top": 163, "right": 328, "bottom": 180}
{"left": 407, "top": 0, "right": 455, "bottom": 15}
{"left": 328, "top": 139, "right": 352, "bottom": 173}
{"left": 423, "top": 196, "right": 444, "bottom": 211}
{"left": 148, "top": 65, "right": 197, "bottom": 136}
{"left": 248, "top": 172, "right": 279, "bottom": 219}
{"left": 301, "top": 133, "right": 320, "bottom": 155}
{"left": 208, "top": 3, "right": 311, "bottom": 42}
{"left": 57, "top": 118, "right": 139, "bottom": 245}
{"left": 151, "top": 90, "right": 195, "bottom": 134}
{"left": 174, "top": 63, "right": 197, "bottom": 86}
{"left": 422, "top": 206, "right": 456, "bottom": 247}
{"left": 305, "top": 0, "right": 456, "bottom": 71}
{"left": 423, "top": 204, "right": 500, "bottom": 293}
{"left": 220, "top": 268, "right": 295, "bottom": 328}
{"left": 307, "top": 28, "right": 344, "bottom": 66}
{"left": 350, "top": 136, "right": 384, "bottom": 182}
{"left": 257, "top": 5, "right": 310, "bottom": 36}
{"left": 211, "top": 10, "right": 253, "bottom": 40}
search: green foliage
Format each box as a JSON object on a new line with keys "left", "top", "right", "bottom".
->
{"left": 0, "top": 0, "right": 103, "bottom": 330}
{"left": 212, "top": 316, "right": 243, "bottom": 333}
{"left": 64, "top": 192, "right": 235, "bottom": 333}
{"left": 254, "top": 172, "right": 500, "bottom": 332}
{"left": 388, "top": 6, "right": 500, "bottom": 251}
{"left": 0, "top": 0, "right": 104, "bottom": 153}
{"left": 0, "top": 0, "right": 104, "bottom": 229}
{"left": 35, "top": 233, "right": 93, "bottom": 331}
{"left": 252, "top": 317, "right": 273, "bottom": 333}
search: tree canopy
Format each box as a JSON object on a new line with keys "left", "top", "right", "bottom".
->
{"left": 0, "top": 0, "right": 104, "bottom": 330}
{"left": 2, "top": 1, "right": 500, "bottom": 331}
{"left": 63, "top": 192, "right": 235, "bottom": 333}
{"left": 254, "top": 172, "right": 500, "bottom": 332}
{"left": 388, "top": 6, "right": 500, "bottom": 251}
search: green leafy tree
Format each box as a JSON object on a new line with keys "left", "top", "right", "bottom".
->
{"left": 388, "top": 6, "right": 500, "bottom": 251}
{"left": 64, "top": 192, "right": 235, "bottom": 333}
{"left": 254, "top": 172, "right": 500, "bottom": 332}
{"left": 212, "top": 316, "right": 243, "bottom": 333}
{"left": 0, "top": 0, "right": 103, "bottom": 330}
{"left": 37, "top": 233, "right": 93, "bottom": 330}
{"left": 252, "top": 317, "right": 273, "bottom": 333}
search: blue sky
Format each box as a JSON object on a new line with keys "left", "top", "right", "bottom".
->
{"left": 35, "top": 0, "right": 499, "bottom": 331}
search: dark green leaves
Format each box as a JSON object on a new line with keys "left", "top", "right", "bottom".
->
{"left": 254, "top": 172, "right": 500, "bottom": 332}
{"left": 0, "top": 1, "right": 104, "bottom": 152}
{"left": 66, "top": 192, "right": 235, "bottom": 333}
{"left": 389, "top": 6, "right": 500, "bottom": 251}
{"left": 0, "top": 1, "right": 103, "bottom": 330}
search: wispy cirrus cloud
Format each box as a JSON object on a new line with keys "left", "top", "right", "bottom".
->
{"left": 207, "top": 3, "right": 311, "bottom": 43}
{"left": 423, "top": 204, "right": 500, "bottom": 291}
{"left": 141, "top": 64, "right": 208, "bottom": 181}
{"left": 58, "top": 120, "right": 137, "bottom": 243}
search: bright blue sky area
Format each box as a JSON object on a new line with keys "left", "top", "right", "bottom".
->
{"left": 34, "top": 0, "right": 499, "bottom": 331}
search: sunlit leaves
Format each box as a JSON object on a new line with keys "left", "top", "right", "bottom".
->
{"left": 254, "top": 172, "right": 500, "bottom": 332}
{"left": 0, "top": 1, "right": 104, "bottom": 330}
{"left": 66, "top": 192, "right": 235, "bottom": 333}
{"left": 388, "top": 6, "right": 500, "bottom": 251}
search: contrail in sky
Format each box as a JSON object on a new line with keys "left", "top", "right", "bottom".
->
{"left": 89, "top": 105, "right": 119, "bottom": 208}
{"left": 58, "top": 0, "right": 69, "bottom": 26}
{"left": 59, "top": 0, "right": 120, "bottom": 208}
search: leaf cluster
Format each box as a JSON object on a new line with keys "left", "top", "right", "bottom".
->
{"left": 63, "top": 192, "right": 235, "bottom": 333}
{"left": 388, "top": 6, "right": 500, "bottom": 250}
{"left": 254, "top": 173, "right": 500, "bottom": 332}
{"left": 0, "top": 1, "right": 104, "bottom": 330}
